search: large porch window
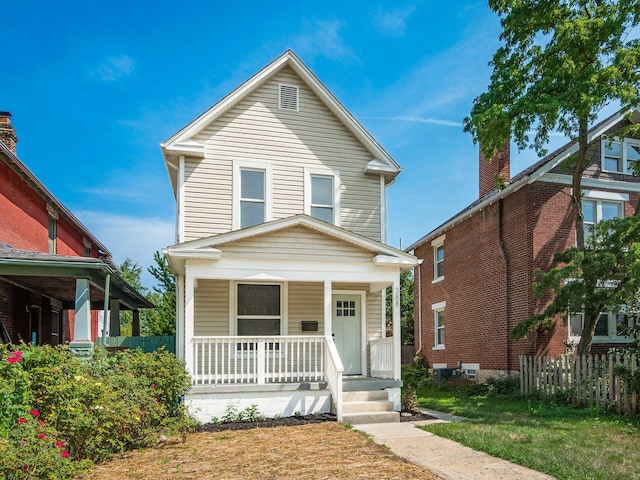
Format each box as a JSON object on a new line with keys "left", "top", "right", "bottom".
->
{"left": 237, "top": 283, "right": 281, "bottom": 336}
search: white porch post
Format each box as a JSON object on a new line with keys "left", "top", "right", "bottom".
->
{"left": 392, "top": 276, "right": 401, "bottom": 380}
{"left": 184, "top": 273, "right": 195, "bottom": 376}
{"left": 324, "top": 280, "right": 332, "bottom": 340}
{"left": 69, "top": 278, "right": 94, "bottom": 358}
{"left": 176, "top": 275, "right": 185, "bottom": 358}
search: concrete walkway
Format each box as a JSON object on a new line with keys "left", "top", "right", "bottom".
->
{"left": 356, "top": 410, "right": 554, "bottom": 480}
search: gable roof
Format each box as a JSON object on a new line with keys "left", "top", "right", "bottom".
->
{"left": 164, "top": 214, "right": 418, "bottom": 275}
{"left": 0, "top": 140, "right": 113, "bottom": 264}
{"left": 405, "top": 108, "right": 640, "bottom": 253}
{"left": 160, "top": 50, "right": 401, "bottom": 192}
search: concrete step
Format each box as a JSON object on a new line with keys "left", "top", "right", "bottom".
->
{"left": 342, "top": 378, "right": 402, "bottom": 392}
{"left": 342, "top": 400, "right": 395, "bottom": 414}
{"left": 342, "top": 390, "right": 389, "bottom": 402}
{"left": 342, "top": 411, "right": 400, "bottom": 425}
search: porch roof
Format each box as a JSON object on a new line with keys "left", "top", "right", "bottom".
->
{"left": 164, "top": 215, "right": 420, "bottom": 277}
{"left": 0, "top": 244, "right": 154, "bottom": 311}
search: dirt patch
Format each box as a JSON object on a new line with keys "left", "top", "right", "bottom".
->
{"left": 87, "top": 422, "right": 442, "bottom": 480}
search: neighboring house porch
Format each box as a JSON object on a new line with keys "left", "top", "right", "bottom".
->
{"left": 165, "top": 215, "right": 417, "bottom": 423}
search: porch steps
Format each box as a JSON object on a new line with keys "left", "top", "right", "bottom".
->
{"left": 341, "top": 390, "right": 400, "bottom": 425}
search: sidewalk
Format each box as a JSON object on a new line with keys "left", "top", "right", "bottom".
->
{"left": 356, "top": 411, "right": 555, "bottom": 480}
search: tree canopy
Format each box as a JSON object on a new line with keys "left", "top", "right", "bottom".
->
{"left": 466, "top": 0, "right": 640, "bottom": 353}
{"left": 513, "top": 215, "right": 640, "bottom": 354}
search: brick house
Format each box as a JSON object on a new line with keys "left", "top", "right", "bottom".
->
{"left": 0, "top": 112, "right": 152, "bottom": 355}
{"left": 406, "top": 109, "right": 640, "bottom": 381}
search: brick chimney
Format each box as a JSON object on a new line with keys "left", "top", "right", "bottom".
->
{"left": 479, "top": 140, "right": 510, "bottom": 198}
{"left": 0, "top": 111, "right": 18, "bottom": 154}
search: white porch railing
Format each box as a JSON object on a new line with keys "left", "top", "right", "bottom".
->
{"left": 191, "top": 336, "right": 325, "bottom": 385}
{"left": 370, "top": 337, "right": 394, "bottom": 379}
{"left": 324, "top": 335, "right": 343, "bottom": 421}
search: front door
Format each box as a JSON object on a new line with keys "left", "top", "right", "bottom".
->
{"left": 332, "top": 294, "right": 361, "bottom": 375}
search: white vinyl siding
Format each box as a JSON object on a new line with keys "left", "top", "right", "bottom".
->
{"left": 193, "top": 280, "right": 230, "bottom": 335}
{"left": 183, "top": 67, "right": 382, "bottom": 242}
{"left": 288, "top": 282, "right": 324, "bottom": 335}
{"left": 220, "top": 225, "right": 374, "bottom": 263}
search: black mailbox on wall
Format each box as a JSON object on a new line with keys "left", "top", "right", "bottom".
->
{"left": 301, "top": 321, "right": 318, "bottom": 332}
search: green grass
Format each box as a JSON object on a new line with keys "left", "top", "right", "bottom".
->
{"left": 417, "top": 387, "right": 640, "bottom": 480}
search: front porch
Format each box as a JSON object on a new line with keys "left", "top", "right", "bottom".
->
{"left": 185, "top": 334, "right": 399, "bottom": 423}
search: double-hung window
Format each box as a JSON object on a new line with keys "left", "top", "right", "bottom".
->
{"left": 236, "top": 284, "right": 282, "bottom": 336}
{"left": 233, "top": 160, "right": 272, "bottom": 230}
{"left": 432, "top": 301, "right": 446, "bottom": 349}
{"left": 570, "top": 311, "right": 638, "bottom": 340}
{"left": 431, "top": 234, "right": 445, "bottom": 282}
{"left": 304, "top": 168, "right": 340, "bottom": 225}
{"left": 602, "top": 137, "right": 640, "bottom": 174}
{"left": 581, "top": 191, "right": 625, "bottom": 242}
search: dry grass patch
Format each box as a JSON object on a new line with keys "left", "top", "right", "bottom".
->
{"left": 88, "top": 423, "right": 441, "bottom": 480}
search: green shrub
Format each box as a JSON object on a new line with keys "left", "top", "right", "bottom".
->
{"left": 401, "top": 386, "right": 420, "bottom": 413}
{"left": 0, "top": 343, "right": 195, "bottom": 476}
{"left": 402, "top": 355, "right": 431, "bottom": 389}
{"left": 0, "top": 346, "right": 33, "bottom": 438}
{"left": 0, "top": 408, "right": 91, "bottom": 479}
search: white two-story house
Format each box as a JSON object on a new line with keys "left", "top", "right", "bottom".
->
{"left": 161, "top": 50, "right": 418, "bottom": 424}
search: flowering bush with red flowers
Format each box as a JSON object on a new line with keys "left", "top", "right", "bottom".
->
{"left": 0, "top": 408, "right": 91, "bottom": 479}
{"left": 0, "top": 343, "right": 194, "bottom": 478}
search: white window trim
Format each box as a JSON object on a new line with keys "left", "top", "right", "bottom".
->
{"left": 581, "top": 190, "right": 626, "bottom": 243}
{"left": 601, "top": 137, "right": 640, "bottom": 175}
{"left": 432, "top": 301, "right": 445, "bottom": 350}
{"left": 568, "top": 311, "right": 636, "bottom": 344}
{"left": 232, "top": 160, "right": 273, "bottom": 230}
{"left": 304, "top": 167, "right": 341, "bottom": 226}
{"left": 229, "top": 281, "right": 288, "bottom": 336}
{"left": 431, "top": 234, "right": 445, "bottom": 283}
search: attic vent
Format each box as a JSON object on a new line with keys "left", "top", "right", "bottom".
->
{"left": 278, "top": 84, "right": 299, "bottom": 111}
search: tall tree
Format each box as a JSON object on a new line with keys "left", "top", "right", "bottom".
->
{"left": 512, "top": 216, "right": 640, "bottom": 352}
{"left": 142, "top": 251, "right": 176, "bottom": 336}
{"left": 386, "top": 270, "right": 415, "bottom": 345}
{"left": 118, "top": 258, "right": 147, "bottom": 336}
{"left": 465, "top": 0, "right": 640, "bottom": 355}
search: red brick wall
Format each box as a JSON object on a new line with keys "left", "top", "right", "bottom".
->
{"left": 479, "top": 142, "right": 510, "bottom": 198}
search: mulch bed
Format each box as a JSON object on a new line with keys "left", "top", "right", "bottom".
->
{"left": 196, "top": 411, "right": 437, "bottom": 432}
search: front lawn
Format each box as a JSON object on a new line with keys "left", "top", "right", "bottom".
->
{"left": 417, "top": 387, "right": 640, "bottom": 480}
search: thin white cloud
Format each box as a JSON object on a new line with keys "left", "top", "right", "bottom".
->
{"left": 371, "top": 6, "right": 416, "bottom": 37}
{"left": 74, "top": 186, "right": 146, "bottom": 199}
{"left": 382, "top": 116, "right": 463, "bottom": 127}
{"left": 291, "top": 19, "right": 358, "bottom": 63}
{"left": 75, "top": 211, "right": 174, "bottom": 288}
{"left": 91, "top": 54, "right": 136, "bottom": 82}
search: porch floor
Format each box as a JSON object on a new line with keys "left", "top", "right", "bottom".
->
{"left": 342, "top": 376, "right": 402, "bottom": 392}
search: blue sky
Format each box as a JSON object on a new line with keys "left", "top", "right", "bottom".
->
{"left": 0, "top": 1, "right": 587, "bottom": 286}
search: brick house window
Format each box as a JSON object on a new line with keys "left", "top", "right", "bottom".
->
{"left": 431, "top": 234, "right": 445, "bottom": 282}
{"left": 582, "top": 199, "right": 622, "bottom": 241}
{"left": 569, "top": 311, "right": 638, "bottom": 341}
{"left": 602, "top": 137, "right": 640, "bottom": 174}
{"left": 432, "top": 301, "right": 446, "bottom": 349}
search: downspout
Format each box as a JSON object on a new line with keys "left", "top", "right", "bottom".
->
{"left": 498, "top": 199, "right": 512, "bottom": 375}
{"left": 415, "top": 262, "right": 423, "bottom": 355}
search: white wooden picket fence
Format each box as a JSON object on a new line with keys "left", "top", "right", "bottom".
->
{"left": 520, "top": 353, "right": 638, "bottom": 415}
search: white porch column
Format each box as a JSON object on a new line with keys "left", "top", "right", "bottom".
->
{"left": 109, "top": 298, "right": 120, "bottom": 337}
{"left": 176, "top": 275, "right": 185, "bottom": 358}
{"left": 184, "top": 273, "right": 195, "bottom": 376}
{"left": 324, "top": 280, "right": 332, "bottom": 340}
{"left": 392, "top": 276, "right": 401, "bottom": 380}
{"left": 70, "top": 278, "right": 94, "bottom": 358}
